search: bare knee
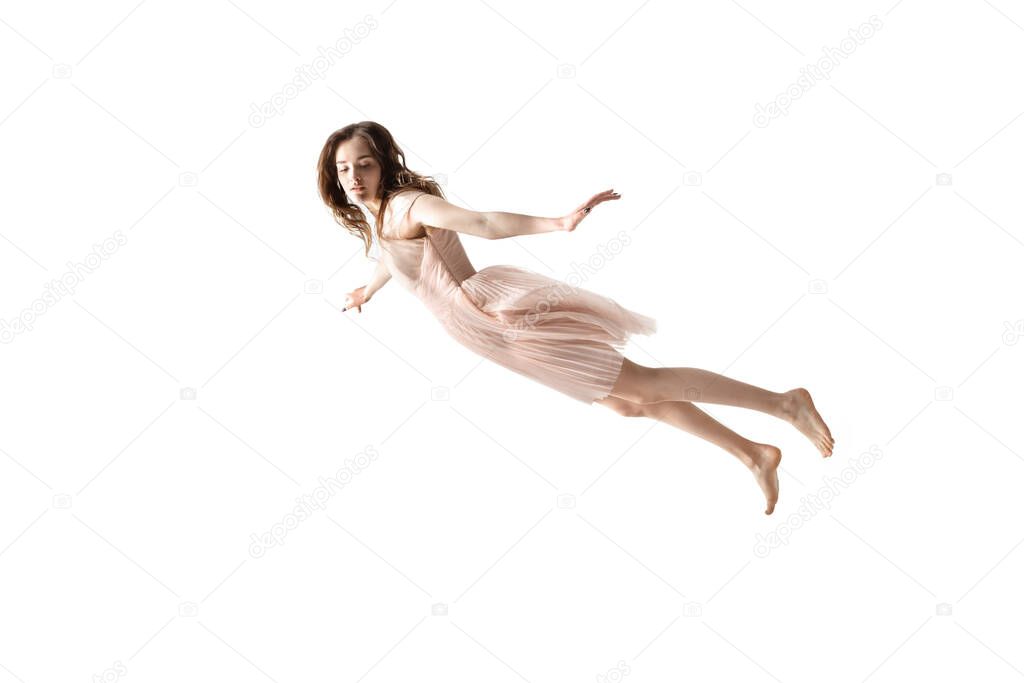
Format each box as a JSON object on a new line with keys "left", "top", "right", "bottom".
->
{"left": 596, "top": 395, "right": 647, "bottom": 418}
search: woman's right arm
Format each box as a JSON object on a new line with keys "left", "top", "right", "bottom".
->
{"left": 363, "top": 258, "right": 391, "bottom": 300}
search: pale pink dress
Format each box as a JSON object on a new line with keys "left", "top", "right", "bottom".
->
{"left": 376, "top": 190, "right": 657, "bottom": 404}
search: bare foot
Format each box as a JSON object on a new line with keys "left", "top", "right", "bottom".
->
{"left": 782, "top": 388, "right": 835, "bottom": 457}
{"left": 749, "top": 444, "right": 781, "bottom": 515}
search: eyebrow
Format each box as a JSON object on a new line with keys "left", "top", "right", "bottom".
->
{"left": 336, "top": 155, "right": 372, "bottom": 165}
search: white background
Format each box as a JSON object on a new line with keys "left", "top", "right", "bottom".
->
{"left": 1, "top": 0, "right": 1023, "bottom": 681}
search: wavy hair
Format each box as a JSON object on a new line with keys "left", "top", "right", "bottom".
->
{"left": 316, "top": 121, "right": 445, "bottom": 258}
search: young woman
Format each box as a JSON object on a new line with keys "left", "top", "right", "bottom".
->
{"left": 317, "top": 121, "right": 834, "bottom": 515}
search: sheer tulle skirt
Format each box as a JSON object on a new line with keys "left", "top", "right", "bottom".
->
{"left": 447, "top": 265, "right": 657, "bottom": 404}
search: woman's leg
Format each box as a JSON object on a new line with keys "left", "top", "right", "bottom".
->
{"left": 610, "top": 359, "right": 784, "bottom": 413}
{"left": 607, "top": 358, "right": 835, "bottom": 457}
{"left": 595, "top": 394, "right": 781, "bottom": 515}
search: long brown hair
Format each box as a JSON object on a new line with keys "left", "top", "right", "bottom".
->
{"left": 316, "top": 121, "right": 445, "bottom": 257}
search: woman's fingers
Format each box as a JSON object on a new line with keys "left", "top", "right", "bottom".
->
{"left": 568, "top": 190, "right": 623, "bottom": 231}
{"left": 581, "top": 189, "right": 622, "bottom": 214}
{"left": 343, "top": 288, "right": 365, "bottom": 312}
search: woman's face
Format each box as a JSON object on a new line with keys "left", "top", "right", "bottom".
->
{"left": 334, "top": 137, "right": 381, "bottom": 201}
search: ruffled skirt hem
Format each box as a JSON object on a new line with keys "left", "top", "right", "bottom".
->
{"left": 448, "top": 265, "right": 657, "bottom": 404}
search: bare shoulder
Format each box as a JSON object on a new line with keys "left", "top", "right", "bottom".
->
{"left": 404, "top": 193, "right": 490, "bottom": 240}
{"left": 381, "top": 190, "right": 428, "bottom": 240}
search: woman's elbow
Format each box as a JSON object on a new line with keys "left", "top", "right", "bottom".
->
{"left": 475, "top": 212, "right": 499, "bottom": 239}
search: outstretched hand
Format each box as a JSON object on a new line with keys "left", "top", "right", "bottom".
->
{"left": 342, "top": 285, "right": 368, "bottom": 313}
{"left": 561, "top": 188, "right": 621, "bottom": 232}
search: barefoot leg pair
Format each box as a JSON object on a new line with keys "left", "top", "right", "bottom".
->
{"left": 596, "top": 360, "right": 835, "bottom": 515}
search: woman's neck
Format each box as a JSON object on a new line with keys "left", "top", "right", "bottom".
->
{"left": 363, "top": 197, "right": 381, "bottom": 216}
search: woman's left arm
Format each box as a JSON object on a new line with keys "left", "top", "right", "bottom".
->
{"left": 407, "top": 189, "right": 621, "bottom": 240}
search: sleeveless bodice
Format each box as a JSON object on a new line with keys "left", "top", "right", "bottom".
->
{"left": 376, "top": 198, "right": 478, "bottom": 325}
